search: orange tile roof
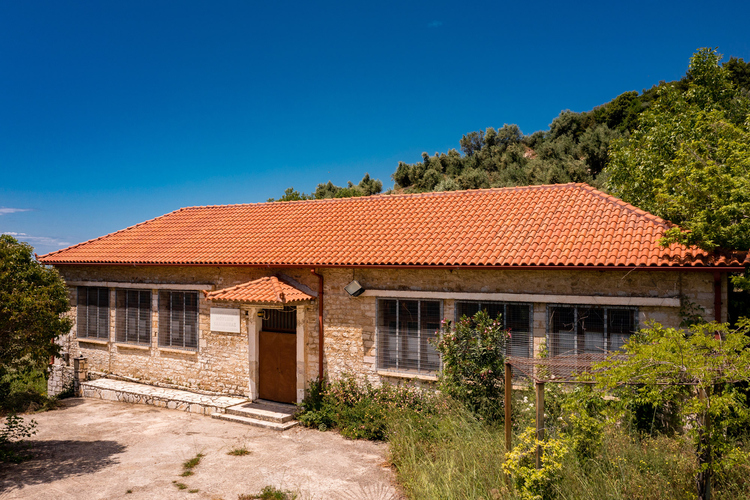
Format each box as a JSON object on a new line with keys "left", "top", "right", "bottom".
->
{"left": 205, "top": 277, "right": 314, "bottom": 304}
{"left": 38, "top": 183, "right": 748, "bottom": 269}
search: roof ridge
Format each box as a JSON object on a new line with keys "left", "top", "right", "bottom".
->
{"left": 175, "top": 183, "right": 583, "bottom": 211}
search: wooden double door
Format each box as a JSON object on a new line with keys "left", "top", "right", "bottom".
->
{"left": 258, "top": 308, "right": 297, "bottom": 403}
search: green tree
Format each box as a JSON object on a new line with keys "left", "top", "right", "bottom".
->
{"left": 434, "top": 310, "right": 509, "bottom": 422}
{"left": 0, "top": 235, "right": 72, "bottom": 400}
{"left": 605, "top": 48, "right": 750, "bottom": 286}
{"left": 594, "top": 320, "right": 750, "bottom": 500}
{"left": 267, "top": 187, "right": 314, "bottom": 202}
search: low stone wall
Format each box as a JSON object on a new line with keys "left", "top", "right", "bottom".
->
{"left": 47, "top": 362, "right": 74, "bottom": 397}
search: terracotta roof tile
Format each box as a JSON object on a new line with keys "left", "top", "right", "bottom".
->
{"left": 205, "top": 276, "right": 314, "bottom": 304}
{"left": 38, "top": 183, "right": 747, "bottom": 269}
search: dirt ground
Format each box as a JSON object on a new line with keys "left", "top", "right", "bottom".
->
{"left": 0, "top": 398, "right": 403, "bottom": 500}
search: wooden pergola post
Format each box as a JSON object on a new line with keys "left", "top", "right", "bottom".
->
{"left": 535, "top": 381, "right": 545, "bottom": 469}
{"left": 504, "top": 362, "right": 512, "bottom": 453}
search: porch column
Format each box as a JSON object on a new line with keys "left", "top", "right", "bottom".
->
{"left": 247, "top": 307, "right": 261, "bottom": 400}
{"left": 296, "top": 306, "right": 306, "bottom": 403}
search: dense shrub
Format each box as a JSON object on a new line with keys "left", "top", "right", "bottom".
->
{"left": 434, "top": 310, "right": 508, "bottom": 422}
{"left": 297, "top": 376, "right": 448, "bottom": 440}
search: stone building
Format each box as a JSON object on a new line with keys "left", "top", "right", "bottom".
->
{"left": 40, "top": 183, "right": 748, "bottom": 403}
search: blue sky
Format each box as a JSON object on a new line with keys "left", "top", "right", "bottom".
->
{"left": 2, "top": 1, "right": 749, "bottom": 256}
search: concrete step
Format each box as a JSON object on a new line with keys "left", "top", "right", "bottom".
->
{"left": 212, "top": 412, "right": 299, "bottom": 431}
{"left": 225, "top": 401, "right": 298, "bottom": 424}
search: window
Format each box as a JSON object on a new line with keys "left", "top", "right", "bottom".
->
{"left": 116, "top": 290, "right": 152, "bottom": 345}
{"left": 262, "top": 306, "right": 297, "bottom": 333}
{"left": 158, "top": 291, "right": 199, "bottom": 349}
{"left": 77, "top": 286, "right": 110, "bottom": 339}
{"left": 548, "top": 306, "right": 637, "bottom": 357}
{"left": 456, "top": 301, "right": 533, "bottom": 358}
{"left": 377, "top": 299, "right": 441, "bottom": 375}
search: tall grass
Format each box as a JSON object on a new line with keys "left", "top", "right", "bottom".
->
{"left": 388, "top": 406, "right": 515, "bottom": 500}
{"left": 387, "top": 408, "right": 750, "bottom": 500}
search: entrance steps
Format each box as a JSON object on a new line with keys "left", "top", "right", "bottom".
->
{"left": 212, "top": 400, "right": 299, "bottom": 431}
{"left": 81, "top": 379, "right": 300, "bottom": 431}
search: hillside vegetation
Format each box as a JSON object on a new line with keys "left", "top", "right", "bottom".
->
{"left": 269, "top": 53, "right": 749, "bottom": 200}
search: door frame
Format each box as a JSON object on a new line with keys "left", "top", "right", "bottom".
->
{"left": 247, "top": 305, "right": 306, "bottom": 403}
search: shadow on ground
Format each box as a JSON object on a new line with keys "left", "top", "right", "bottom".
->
{"left": 0, "top": 439, "right": 126, "bottom": 492}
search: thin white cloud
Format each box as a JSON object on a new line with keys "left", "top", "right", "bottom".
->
{"left": 428, "top": 20, "right": 443, "bottom": 28}
{"left": 0, "top": 208, "right": 31, "bottom": 215}
{"left": 2, "top": 232, "right": 70, "bottom": 248}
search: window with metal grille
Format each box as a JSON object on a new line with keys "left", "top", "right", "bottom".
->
{"left": 77, "top": 286, "right": 110, "bottom": 339}
{"left": 158, "top": 291, "right": 199, "bottom": 349}
{"left": 262, "top": 306, "right": 297, "bottom": 333}
{"left": 116, "top": 290, "right": 152, "bottom": 345}
{"left": 377, "top": 299, "right": 441, "bottom": 375}
{"left": 455, "top": 301, "right": 533, "bottom": 358}
{"left": 548, "top": 305, "right": 637, "bottom": 357}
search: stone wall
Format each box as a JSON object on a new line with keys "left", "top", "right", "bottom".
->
{"left": 51, "top": 264, "right": 723, "bottom": 398}
{"left": 53, "top": 265, "right": 321, "bottom": 398}
{"left": 318, "top": 267, "right": 722, "bottom": 383}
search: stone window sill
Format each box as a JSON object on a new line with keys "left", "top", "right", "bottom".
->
{"left": 78, "top": 338, "right": 109, "bottom": 345}
{"left": 159, "top": 347, "right": 198, "bottom": 355}
{"left": 376, "top": 370, "right": 439, "bottom": 382}
{"left": 116, "top": 343, "right": 150, "bottom": 350}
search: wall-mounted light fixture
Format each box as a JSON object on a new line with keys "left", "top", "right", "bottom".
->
{"left": 344, "top": 280, "right": 365, "bottom": 297}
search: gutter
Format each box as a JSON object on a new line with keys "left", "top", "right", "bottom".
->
{"left": 39, "top": 262, "right": 748, "bottom": 272}
{"left": 310, "top": 269, "right": 324, "bottom": 380}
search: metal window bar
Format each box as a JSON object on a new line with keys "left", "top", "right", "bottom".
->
{"left": 157, "top": 291, "right": 198, "bottom": 350}
{"left": 455, "top": 300, "right": 533, "bottom": 359}
{"left": 117, "top": 290, "right": 151, "bottom": 345}
{"left": 377, "top": 299, "right": 441, "bottom": 375}
{"left": 545, "top": 305, "right": 638, "bottom": 381}
{"left": 77, "top": 286, "right": 109, "bottom": 339}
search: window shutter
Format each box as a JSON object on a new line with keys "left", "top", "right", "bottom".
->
{"left": 77, "top": 287, "right": 87, "bottom": 337}
{"left": 98, "top": 288, "right": 110, "bottom": 339}
{"left": 116, "top": 290, "right": 126, "bottom": 343}
{"left": 139, "top": 291, "right": 151, "bottom": 344}
{"left": 159, "top": 290, "right": 170, "bottom": 347}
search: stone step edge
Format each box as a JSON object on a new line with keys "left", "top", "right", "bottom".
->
{"left": 80, "top": 383, "right": 248, "bottom": 415}
{"left": 211, "top": 412, "right": 299, "bottom": 431}
{"left": 226, "top": 406, "right": 296, "bottom": 423}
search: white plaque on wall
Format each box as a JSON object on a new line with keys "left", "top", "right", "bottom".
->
{"left": 210, "top": 307, "right": 240, "bottom": 333}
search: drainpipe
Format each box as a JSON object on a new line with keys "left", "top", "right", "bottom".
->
{"left": 311, "top": 269, "right": 324, "bottom": 380}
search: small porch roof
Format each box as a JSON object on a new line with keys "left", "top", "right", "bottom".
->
{"left": 205, "top": 276, "right": 315, "bottom": 304}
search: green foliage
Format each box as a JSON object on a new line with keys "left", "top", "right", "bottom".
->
{"left": 268, "top": 173, "right": 382, "bottom": 201}
{"left": 0, "top": 414, "right": 37, "bottom": 463}
{"left": 241, "top": 486, "right": 298, "bottom": 500}
{"left": 559, "top": 386, "right": 607, "bottom": 460}
{"left": 605, "top": 49, "right": 750, "bottom": 289}
{"left": 503, "top": 427, "right": 569, "bottom": 500}
{"left": 434, "top": 310, "right": 508, "bottom": 422}
{"left": 297, "top": 376, "right": 448, "bottom": 440}
{"left": 595, "top": 319, "right": 750, "bottom": 498}
{"left": 0, "top": 235, "right": 72, "bottom": 406}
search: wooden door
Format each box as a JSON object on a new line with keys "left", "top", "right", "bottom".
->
{"left": 258, "top": 331, "right": 297, "bottom": 403}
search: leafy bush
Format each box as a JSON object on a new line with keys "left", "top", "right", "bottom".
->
{"left": 504, "top": 428, "right": 569, "bottom": 500}
{"left": 297, "top": 376, "right": 448, "bottom": 440}
{"left": 0, "top": 414, "right": 37, "bottom": 463}
{"left": 434, "top": 310, "right": 509, "bottom": 422}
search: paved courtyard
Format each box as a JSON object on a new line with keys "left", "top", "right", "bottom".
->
{"left": 0, "top": 398, "right": 402, "bottom": 500}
